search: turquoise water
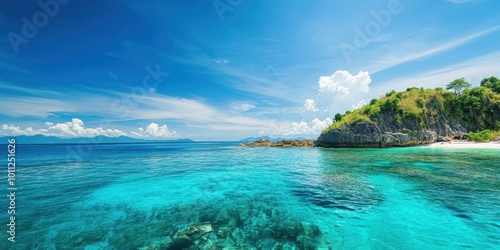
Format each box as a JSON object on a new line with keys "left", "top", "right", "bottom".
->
{"left": 2, "top": 142, "right": 499, "bottom": 249}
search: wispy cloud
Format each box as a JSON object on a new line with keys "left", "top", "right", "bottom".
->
{"left": 231, "top": 102, "right": 256, "bottom": 112}
{"left": 160, "top": 38, "right": 311, "bottom": 104}
{"left": 0, "top": 61, "right": 32, "bottom": 74}
{"left": 0, "top": 82, "right": 60, "bottom": 96}
{"left": 0, "top": 88, "right": 280, "bottom": 139}
{"left": 371, "top": 51, "right": 500, "bottom": 94}
{"left": 0, "top": 97, "right": 76, "bottom": 118}
{"left": 368, "top": 25, "right": 500, "bottom": 73}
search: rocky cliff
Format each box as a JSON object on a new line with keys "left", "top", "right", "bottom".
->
{"left": 315, "top": 87, "right": 488, "bottom": 148}
{"left": 316, "top": 117, "right": 466, "bottom": 148}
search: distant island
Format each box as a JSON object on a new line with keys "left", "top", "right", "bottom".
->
{"left": 0, "top": 135, "right": 194, "bottom": 144}
{"left": 316, "top": 76, "right": 500, "bottom": 148}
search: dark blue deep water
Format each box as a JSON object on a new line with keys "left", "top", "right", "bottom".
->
{"left": 1, "top": 142, "right": 499, "bottom": 249}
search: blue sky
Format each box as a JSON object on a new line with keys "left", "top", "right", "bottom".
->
{"left": 1, "top": 0, "right": 499, "bottom": 140}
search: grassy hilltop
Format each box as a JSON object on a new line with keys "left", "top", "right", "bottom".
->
{"left": 322, "top": 76, "right": 500, "bottom": 143}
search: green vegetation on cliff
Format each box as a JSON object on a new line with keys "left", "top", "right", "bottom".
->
{"left": 324, "top": 77, "right": 500, "bottom": 138}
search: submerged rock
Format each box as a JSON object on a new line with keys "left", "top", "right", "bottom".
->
{"left": 159, "top": 198, "right": 328, "bottom": 249}
{"left": 178, "top": 224, "right": 212, "bottom": 236}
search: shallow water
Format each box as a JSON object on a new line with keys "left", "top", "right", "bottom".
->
{"left": 2, "top": 142, "right": 499, "bottom": 249}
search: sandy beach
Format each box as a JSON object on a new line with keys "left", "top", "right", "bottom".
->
{"left": 425, "top": 141, "right": 500, "bottom": 149}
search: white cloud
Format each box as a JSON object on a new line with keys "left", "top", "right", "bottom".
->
{"left": 260, "top": 118, "right": 333, "bottom": 136}
{"left": 212, "top": 59, "right": 229, "bottom": 64}
{"left": 298, "top": 70, "right": 372, "bottom": 127}
{"left": 1, "top": 119, "right": 179, "bottom": 139}
{"left": 129, "top": 123, "right": 178, "bottom": 139}
{"left": 231, "top": 102, "right": 256, "bottom": 112}
{"left": 304, "top": 99, "right": 318, "bottom": 112}
{"left": 1, "top": 119, "right": 125, "bottom": 138}
{"left": 352, "top": 99, "right": 367, "bottom": 110}
{"left": 318, "top": 70, "right": 371, "bottom": 94}
{"left": 1, "top": 124, "right": 47, "bottom": 136}
{"left": 310, "top": 118, "right": 333, "bottom": 133}
{"left": 319, "top": 75, "right": 349, "bottom": 94}
{"left": 45, "top": 118, "right": 127, "bottom": 138}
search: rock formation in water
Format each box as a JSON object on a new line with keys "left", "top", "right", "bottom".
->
{"left": 240, "top": 138, "right": 316, "bottom": 148}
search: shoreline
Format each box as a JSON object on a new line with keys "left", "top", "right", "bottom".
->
{"left": 423, "top": 141, "right": 500, "bottom": 149}
{"left": 241, "top": 138, "right": 500, "bottom": 149}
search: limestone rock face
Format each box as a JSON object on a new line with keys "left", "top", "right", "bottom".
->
{"left": 316, "top": 114, "right": 466, "bottom": 148}
{"left": 316, "top": 123, "right": 381, "bottom": 148}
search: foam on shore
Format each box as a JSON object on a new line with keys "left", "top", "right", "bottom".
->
{"left": 425, "top": 141, "right": 500, "bottom": 149}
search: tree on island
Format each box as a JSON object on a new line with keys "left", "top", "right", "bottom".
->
{"left": 334, "top": 113, "right": 343, "bottom": 122}
{"left": 446, "top": 78, "right": 471, "bottom": 95}
{"left": 480, "top": 76, "right": 500, "bottom": 94}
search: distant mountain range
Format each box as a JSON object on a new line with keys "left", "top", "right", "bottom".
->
{"left": 0, "top": 135, "right": 193, "bottom": 144}
{"left": 239, "top": 136, "right": 311, "bottom": 142}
